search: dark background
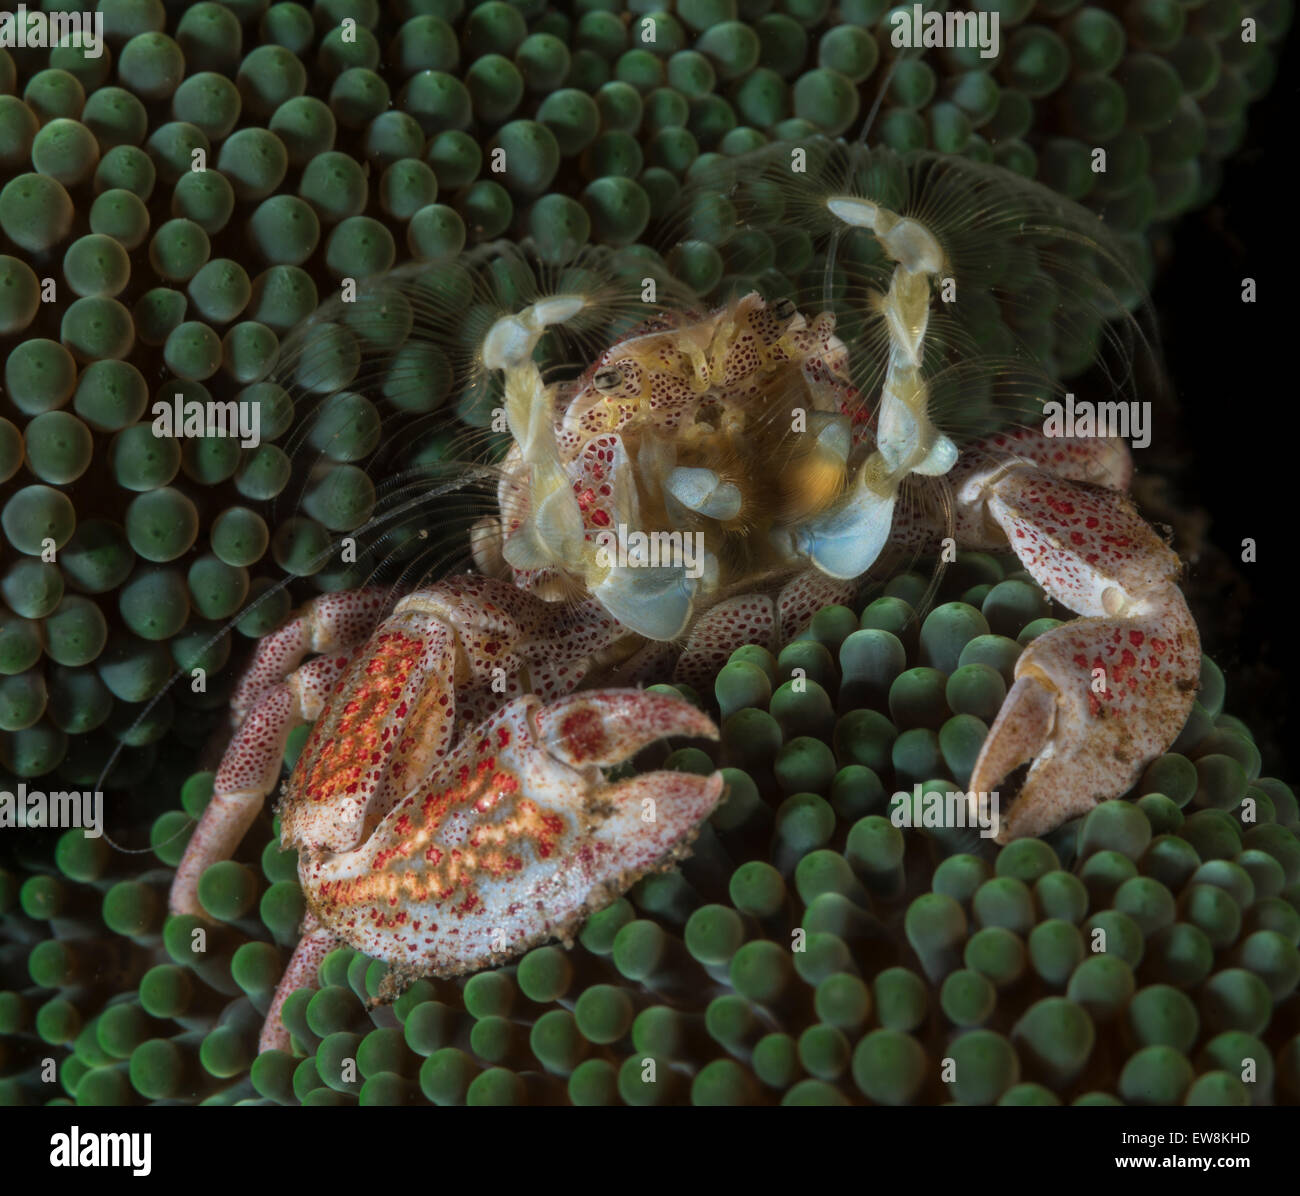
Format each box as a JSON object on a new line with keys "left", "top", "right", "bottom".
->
{"left": 1149, "top": 28, "right": 1297, "bottom": 776}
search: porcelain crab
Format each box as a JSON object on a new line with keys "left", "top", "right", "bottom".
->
{"left": 169, "top": 144, "right": 1201, "bottom": 1051}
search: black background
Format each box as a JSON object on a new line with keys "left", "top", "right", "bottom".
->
{"left": 1152, "top": 27, "right": 1298, "bottom": 775}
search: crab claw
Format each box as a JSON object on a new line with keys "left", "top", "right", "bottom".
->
{"left": 299, "top": 689, "right": 723, "bottom": 975}
{"left": 971, "top": 607, "right": 1199, "bottom": 843}
{"left": 531, "top": 688, "right": 718, "bottom": 768}
{"left": 951, "top": 460, "right": 1202, "bottom": 843}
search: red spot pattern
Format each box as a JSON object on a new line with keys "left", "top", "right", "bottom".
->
{"left": 976, "top": 427, "right": 1132, "bottom": 490}
{"left": 984, "top": 469, "right": 1175, "bottom": 618}
{"left": 298, "top": 629, "right": 423, "bottom": 805}
{"left": 674, "top": 594, "right": 777, "bottom": 690}
{"left": 557, "top": 706, "right": 607, "bottom": 762}
{"left": 310, "top": 704, "right": 565, "bottom": 929}
{"left": 1066, "top": 619, "right": 1194, "bottom": 719}
{"left": 778, "top": 572, "right": 859, "bottom": 642}
{"left": 573, "top": 435, "right": 624, "bottom": 540}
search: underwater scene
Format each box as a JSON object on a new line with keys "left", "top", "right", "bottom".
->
{"left": 0, "top": 0, "right": 1296, "bottom": 1133}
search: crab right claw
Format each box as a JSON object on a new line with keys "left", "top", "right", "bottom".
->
{"left": 297, "top": 688, "right": 724, "bottom": 979}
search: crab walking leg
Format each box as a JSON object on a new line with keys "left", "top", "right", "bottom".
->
{"left": 956, "top": 460, "right": 1200, "bottom": 842}
{"left": 961, "top": 427, "right": 1133, "bottom": 492}
{"left": 777, "top": 571, "right": 861, "bottom": 642}
{"left": 673, "top": 595, "right": 777, "bottom": 691}
{"left": 297, "top": 691, "right": 723, "bottom": 985}
{"left": 260, "top": 910, "right": 338, "bottom": 1054}
{"left": 671, "top": 571, "right": 862, "bottom": 691}
{"left": 171, "top": 652, "right": 356, "bottom": 917}
{"left": 230, "top": 588, "right": 390, "bottom": 724}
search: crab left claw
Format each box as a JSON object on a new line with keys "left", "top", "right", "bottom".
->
{"left": 299, "top": 688, "right": 724, "bottom": 975}
{"left": 957, "top": 460, "right": 1201, "bottom": 843}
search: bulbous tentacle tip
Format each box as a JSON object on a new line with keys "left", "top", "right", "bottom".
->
{"left": 532, "top": 687, "right": 718, "bottom": 769}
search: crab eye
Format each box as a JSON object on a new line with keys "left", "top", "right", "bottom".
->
{"left": 593, "top": 366, "right": 623, "bottom": 393}
{"left": 772, "top": 297, "right": 797, "bottom": 320}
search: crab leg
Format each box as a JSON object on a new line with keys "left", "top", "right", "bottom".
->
{"left": 231, "top": 588, "right": 390, "bottom": 723}
{"left": 955, "top": 457, "right": 1200, "bottom": 841}
{"left": 171, "top": 652, "right": 355, "bottom": 917}
{"left": 673, "top": 595, "right": 778, "bottom": 691}
{"left": 953, "top": 426, "right": 1133, "bottom": 496}
{"left": 259, "top": 910, "right": 337, "bottom": 1054}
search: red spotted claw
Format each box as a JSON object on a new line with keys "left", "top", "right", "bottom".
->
{"left": 300, "top": 690, "right": 722, "bottom": 983}
{"left": 954, "top": 454, "right": 1201, "bottom": 842}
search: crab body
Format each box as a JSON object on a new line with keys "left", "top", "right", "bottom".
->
{"left": 169, "top": 144, "right": 1202, "bottom": 1052}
